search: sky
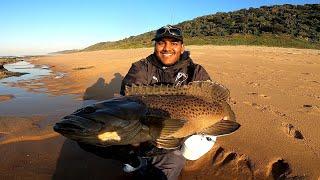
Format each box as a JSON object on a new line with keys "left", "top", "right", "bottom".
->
{"left": 0, "top": 0, "right": 318, "bottom": 56}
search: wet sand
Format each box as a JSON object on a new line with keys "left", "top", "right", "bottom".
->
{"left": 1, "top": 45, "right": 319, "bottom": 179}
{"left": 0, "top": 70, "right": 26, "bottom": 79}
{"left": 0, "top": 94, "right": 14, "bottom": 102}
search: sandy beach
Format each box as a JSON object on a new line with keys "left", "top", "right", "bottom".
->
{"left": 0, "top": 45, "right": 319, "bottom": 179}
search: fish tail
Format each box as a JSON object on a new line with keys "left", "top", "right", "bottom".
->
{"left": 221, "top": 101, "right": 236, "bottom": 121}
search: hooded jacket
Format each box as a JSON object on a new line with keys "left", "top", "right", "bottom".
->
{"left": 120, "top": 51, "right": 211, "bottom": 95}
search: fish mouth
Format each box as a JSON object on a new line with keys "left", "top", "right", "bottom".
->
{"left": 53, "top": 115, "right": 103, "bottom": 136}
{"left": 53, "top": 122, "right": 85, "bottom": 134}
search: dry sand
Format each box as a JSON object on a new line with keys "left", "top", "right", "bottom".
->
{"left": 0, "top": 45, "right": 319, "bottom": 179}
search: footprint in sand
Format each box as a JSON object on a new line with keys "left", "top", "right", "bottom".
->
{"left": 72, "top": 66, "right": 95, "bottom": 71}
{"left": 301, "top": 72, "right": 310, "bottom": 75}
{"left": 303, "top": 104, "right": 312, "bottom": 108}
{"left": 246, "top": 82, "right": 260, "bottom": 87}
{"left": 267, "top": 159, "right": 291, "bottom": 179}
{"left": 219, "top": 152, "right": 238, "bottom": 166}
{"left": 243, "top": 101, "right": 257, "bottom": 106}
{"left": 281, "top": 123, "right": 304, "bottom": 140}
{"left": 247, "top": 92, "right": 258, "bottom": 96}
{"left": 247, "top": 92, "right": 270, "bottom": 99}
{"left": 211, "top": 146, "right": 254, "bottom": 175}
{"left": 298, "top": 104, "right": 320, "bottom": 114}
{"left": 310, "top": 80, "right": 320, "bottom": 84}
{"left": 243, "top": 101, "right": 268, "bottom": 112}
{"left": 259, "top": 94, "right": 270, "bottom": 99}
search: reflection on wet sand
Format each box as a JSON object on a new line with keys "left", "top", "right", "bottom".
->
{"left": 0, "top": 94, "right": 14, "bottom": 102}
{"left": 0, "top": 73, "right": 129, "bottom": 179}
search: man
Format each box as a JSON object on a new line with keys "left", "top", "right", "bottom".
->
{"left": 120, "top": 25, "right": 212, "bottom": 180}
{"left": 120, "top": 25, "right": 211, "bottom": 94}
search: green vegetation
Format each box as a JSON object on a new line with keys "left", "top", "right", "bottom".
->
{"left": 83, "top": 32, "right": 154, "bottom": 51}
{"left": 0, "top": 57, "right": 26, "bottom": 79}
{"left": 0, "top": 57, "right": 20, "bottom": 65}
{"left": 84, "top": 4, "right": 320, "bottom": 51}
{"left": 49, "top": 49, "right": 81, "bottom": 54}
{"left": 184, "top": 34, "right": 320, "bottom": 49}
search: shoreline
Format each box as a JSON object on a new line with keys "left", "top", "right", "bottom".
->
{"left": 0, "top": 58, "right": 28, "bottom": 79}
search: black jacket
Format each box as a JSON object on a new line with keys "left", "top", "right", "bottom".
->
{"left": 120, "top": 51, "right": 211, "bottom": 95}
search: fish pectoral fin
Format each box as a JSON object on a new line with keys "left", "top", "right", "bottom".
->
{"left": 159, "top": 118, "right": 186, "bottom": 137}
{"left": 154, "top": 137, "right": 183, "bottom": 149}
{"left": 200, "top": 120, "right": 241, "bottom": 136}
{"left": 146, "top": 118, "right": 186, "bottom": 138}
{"left": 150, "top": 118, "right": 185, "bottom": 149}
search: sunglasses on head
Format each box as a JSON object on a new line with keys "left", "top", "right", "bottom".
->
{"left": 156, "top": 25, "right": 182, "bottom": 37}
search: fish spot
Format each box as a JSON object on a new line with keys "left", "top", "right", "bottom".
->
{"left": 267, "top": 159, "right": 291, "bottom": 179}
{"left": 281, "top": 123, "right": 304, "bottom": 140}
{"left": 97, "top": 131, "right": 121, "bottom": 141}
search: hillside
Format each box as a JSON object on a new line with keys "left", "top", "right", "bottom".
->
{"left": 48, "top": 49, "right": 80, "bottom": 55}
{"left": 84, "top": 4, "right": 320, "bottom": 51}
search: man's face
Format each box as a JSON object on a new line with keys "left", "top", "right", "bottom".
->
{"left": 154, "top": 37, "right": 184, "bottom": 66}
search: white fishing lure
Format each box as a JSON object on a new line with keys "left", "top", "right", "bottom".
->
{"left": 181, "top": 134, "right": 217, "bottom": 160}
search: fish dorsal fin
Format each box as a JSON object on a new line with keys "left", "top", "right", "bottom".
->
{"left": 125, "top": 80, "right": 230, "bottom": 102}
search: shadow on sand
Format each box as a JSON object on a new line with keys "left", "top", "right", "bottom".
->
{"left": 52, "top": 139, "right": 132, "bottom": 180}
{"left": 53, "top": 73, "right": 134, "bottom": 179}
{"left": 83, "top": 73, "right": 124, "bottom": 100}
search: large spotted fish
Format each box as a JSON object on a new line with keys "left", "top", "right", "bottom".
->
{"left": 53, "top": 81, "right": 240, "bottom": 150}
